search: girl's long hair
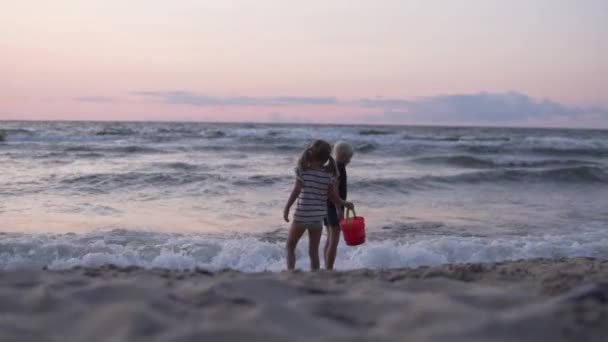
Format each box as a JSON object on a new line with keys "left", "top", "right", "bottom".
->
{"left": 297, "top": 139, "right": 337, "bottom": 176}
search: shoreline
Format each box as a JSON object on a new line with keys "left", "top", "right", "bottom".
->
{"left": 1, "top": 257, "right": 607, "bottom": 341}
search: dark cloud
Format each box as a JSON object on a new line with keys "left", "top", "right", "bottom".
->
{"left": 361, "top": 92, "right": 607, "bottom": 124}
{"left": 74, "top": 96, "right": 116, "bottom": 103}
{"left": 133, "top": 91, "right": 337, "bottom": 107}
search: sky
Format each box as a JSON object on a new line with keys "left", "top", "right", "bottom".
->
{"left": 1, "top": 0, "right": 607, "bottom": 127}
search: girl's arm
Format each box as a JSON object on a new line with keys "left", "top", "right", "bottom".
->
{"left": 283, "top": 180, "right": 302, "bottom": 222}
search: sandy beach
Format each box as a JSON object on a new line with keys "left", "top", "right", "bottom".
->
{"left": 1, "top": 257, "right": 606, "bottom": 342}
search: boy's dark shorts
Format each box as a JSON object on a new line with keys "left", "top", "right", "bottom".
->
{"left": 324, "top": 206, "right": 343, "bottom": 228}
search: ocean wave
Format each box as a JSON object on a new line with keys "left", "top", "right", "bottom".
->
{"left": 1, "top": 128, "right": 36, "bottom": 135}
{"left": 403, "top": 135, "right": 511, "bottom": 142}
{"left": 232, "top": 175, "right": 291, "bottom": 187}
{"left": 529, "top": 147, "right": 608, "bottom": 157}
{"left": 0, "top": 128, "right": 36, "bottom": 141}
{"left": 240, "top": 134, "right": 285, "bottom": 145}
{"left": 520, "top": 136, "right": 608, "bottom": 149}
{"left": 155, "top": 126, "right": 202, "bottom": 135}
{"left": 111, "top": 146, "right": 166, "bottom": 154}
{"left": 63, "top": 146, "right": 98, "bottom": 152}
{"left": 95, "top": 127, "right": 137, "bottom": 136}
{"left": 458, "top": 145, "right": 505, "bottom": 154}
{"left": 353, "top": 166, "right": 608, "bottom": 192}
{"left": 202, "top": 130, "right": 226, "bottom": 139}
{"left": 437, "top": 166, "right": 608, "bottom": 184}
{"left": 54, "top": 171, "right": 287, "bottom": 193}
{"left": 262, "top": 143, "right": 303, "bottom": 152}
{"left": 352, "top": 177, "right": 431, "bottom": 193}
{"left": 359, "top": 129, "right": 395, "bottom": 136}
{"left": 76, "top": 152, "right": 106, "bottom": 158}
{"left": 412, "top": 155, "right": 596, "bottom": 169}
{"left": 403, "top": 135, "right": 460, "bottom": 142}
{"left": 63, "top": 145, "right": 166, "bottom": 154}
{"left": 190, "top": 143, "right": 300, "bottom": 153}
{"left": 1, "top": 228, "right": 606, "bottom": 271}
{"left": 392, "top": 134, "right": 608, "bottom": 158}
{"left": 355, "top": 143, "right": 377, "bottom": 153}
{"left": 152, "top": 162, "right": 203, "bottom": 171}
{"left": 413, "top": 155, "right": 496, "bottom": 168}
{"left": 457, "top": 144, "right": 608, "bottom": 157}
{"left": 56, "top": 172, "right": 217, "bottom": 193}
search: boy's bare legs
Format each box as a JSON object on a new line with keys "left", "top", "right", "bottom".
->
{"left": 308, "top": 228, "right": 322, "bottom": 270}
{"left": 324, "top": 226, "right": 340, "bottom": 270}
{"left": 286, "top": 223, "right": 307, "bottom": 270}
{"left": 323, "top": 227, "right": 330, "bottom": 268}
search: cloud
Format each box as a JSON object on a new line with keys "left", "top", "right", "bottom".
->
{"left": 359, "top": 98, "right": 411, "bottom": 109}
{"left": 120, "top": 90, "right": 608, "bottom": 127}
{"left": 133, "top": 91, "right": 337, "bottom": 107}
{"left": 74, "top": 96, "right": 116, "bottom": 103}
{"left": 361, "top": 92, "right": 608, "bottom": 124}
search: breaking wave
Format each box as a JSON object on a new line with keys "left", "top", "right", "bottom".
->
{"left": 1, "top": 228, "right": 606, "bottom": 272}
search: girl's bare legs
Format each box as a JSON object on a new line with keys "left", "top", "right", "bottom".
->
{"left": 324, "top": 226, "right": 341, "bottom": 270}
{"left": 286, "top": 223, "right": 307, "bottom": 270}
{"left": 308, "top": 228, "right": 323, "bottom": 270}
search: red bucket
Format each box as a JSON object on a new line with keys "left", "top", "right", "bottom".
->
{"left": 339, "top": 208, "right": 366, "bottom": 246}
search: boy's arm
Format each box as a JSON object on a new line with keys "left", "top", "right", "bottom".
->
{"left": 283, "top": 181, "right": 302, "bottom": 222}
{"left": 331, "top": 178, "right": 344, "bottom": 219}
{"left": 329, "top": 184, "right": 353, "bottom": 210}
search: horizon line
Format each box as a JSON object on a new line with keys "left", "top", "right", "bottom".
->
{"left": 1, "top": 118, "right": 606, "bottom": 132}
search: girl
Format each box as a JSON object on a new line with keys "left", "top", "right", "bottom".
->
{"left": 324, "top": 141, "right": 354, "bottom": 270}
{"left": 283, "top": 140, "right": 354, "bottom": 271}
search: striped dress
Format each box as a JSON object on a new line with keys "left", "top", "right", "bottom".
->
{"left": 293, "top": 167, "right": 335, "bottom": 224}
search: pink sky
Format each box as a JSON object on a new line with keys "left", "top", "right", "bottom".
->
{"left": 1, "top": 1, "right": 607, "bottom": 127}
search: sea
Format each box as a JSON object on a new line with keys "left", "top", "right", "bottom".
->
{"left": 1, "top": 121, "right": 607, "bottom": 271}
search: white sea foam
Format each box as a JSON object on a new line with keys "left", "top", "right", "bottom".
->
{"left": 1, "top": 228, "right": 606, "bottom": 272}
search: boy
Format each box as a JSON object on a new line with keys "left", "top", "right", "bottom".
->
{"left": 324, "top": 141, "right": 354, "bottom": 270}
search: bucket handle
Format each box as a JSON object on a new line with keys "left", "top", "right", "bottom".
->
{"left": 343, "top": 208, "right": 357, "bottom": 229}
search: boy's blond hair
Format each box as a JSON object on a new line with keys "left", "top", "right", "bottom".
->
{"left": 332, "top": 140, "right": 353, "bottom": 158}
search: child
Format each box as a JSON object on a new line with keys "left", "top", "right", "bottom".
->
{"left": 283, "top": 139, "right": 354, "bottom": 271}
{"left": 324, "top": 141, "right": 354, "bottom": 270}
